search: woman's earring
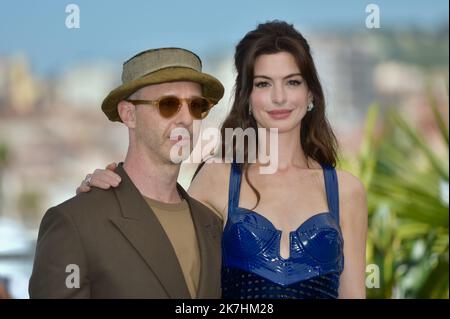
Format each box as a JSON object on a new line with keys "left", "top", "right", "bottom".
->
{"left": 249, "top": 104, "right": 253, "bottom": 116}
{"left": 307, "top": 102, "right": 314, "bottom": 112}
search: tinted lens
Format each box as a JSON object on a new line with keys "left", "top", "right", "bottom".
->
{"left": 189, "top": 97, "right": 211, "bottom": 119}
{"left": 158, "top": 96, "right": 181, "bottom": 118}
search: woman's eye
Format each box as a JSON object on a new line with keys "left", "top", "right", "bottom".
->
{"left": 288, "top": 80, "right": 302, "bottom": 86}
{"left": 254, "top": 81, "right": 270, "bottom": 88}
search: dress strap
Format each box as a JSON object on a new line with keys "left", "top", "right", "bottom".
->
{"left": 228, "top": 162, "right": 243, "bottom": 217}
{"left": 322, "top": 164, "right": 340, "bottom": 223}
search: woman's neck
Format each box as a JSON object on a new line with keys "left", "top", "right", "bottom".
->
{"left": 257, "top": 125, "right": 312, "bottom": 172}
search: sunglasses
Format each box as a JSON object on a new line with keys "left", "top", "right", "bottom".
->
{"left": 126, "top": 95, "right": 215, "bottom": 120}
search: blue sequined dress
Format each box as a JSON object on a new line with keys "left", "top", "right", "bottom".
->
{"left": 221, "top": 162, "right": 344, "bottom": 299}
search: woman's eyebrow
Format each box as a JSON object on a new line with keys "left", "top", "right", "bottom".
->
{"left": 253, "top": 73, "right": 303, "bottom": 80}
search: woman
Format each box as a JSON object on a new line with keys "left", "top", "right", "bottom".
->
{"left": 77, "top": 20, "right": 368, "bottom": 299}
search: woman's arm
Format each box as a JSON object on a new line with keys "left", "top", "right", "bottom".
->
{"left": 75, "top": 161, "right": 230, "bottom": 222}
{"left": 336, "top": 170, "right": 368, "bottom": 299}
{"left": 188, "top": 162, "right": 231, "bottom": 222}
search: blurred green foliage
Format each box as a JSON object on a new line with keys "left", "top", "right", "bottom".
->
{"left": 340, "top": 93, "right": 449, "bottom": 298}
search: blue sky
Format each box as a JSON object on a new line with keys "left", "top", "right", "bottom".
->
{"left": 0, "top": 0, "right": 448, "bottom": 74}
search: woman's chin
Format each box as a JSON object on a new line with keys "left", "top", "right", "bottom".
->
{"left": 257, "top": 120, "right": 300, "bottom": 134}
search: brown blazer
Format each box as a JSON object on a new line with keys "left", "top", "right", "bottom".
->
{"left": 29, "top": 165, "right": 222, "bottom": 299}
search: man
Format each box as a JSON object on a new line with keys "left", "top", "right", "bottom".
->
{"left": 29, "top": 48, "right": 224, "bottom": 298}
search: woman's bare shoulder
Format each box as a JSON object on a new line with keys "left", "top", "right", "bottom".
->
{"left": 335, "top": 169, "right": 368, "bottom": 224}
{"left": 191, "top": 161, "right": 232, "bottom": 186}
{"left": 188, "top": 161, "right": 232, "bottom": 219}
{"left": 335, "top": 169, "right": 366, "bottom": 196}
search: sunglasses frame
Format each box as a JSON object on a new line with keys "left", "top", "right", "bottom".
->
{"left": 126, "top": 95, "right": 215, "bottom": 119}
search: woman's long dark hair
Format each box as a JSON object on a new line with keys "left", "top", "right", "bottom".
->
{"left": 194, "top": 20, "right": 338, "bottom": 209}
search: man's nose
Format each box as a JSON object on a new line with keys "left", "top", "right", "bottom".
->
{"left": 174, "top": 100, "right": 194, "bottom": 126}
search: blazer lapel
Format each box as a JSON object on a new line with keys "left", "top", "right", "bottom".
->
{"left": 178, "top": 185, "right": 222, "bottom": 298}
{"left": 109, "top": 165, "right": 191, "bottom": 299}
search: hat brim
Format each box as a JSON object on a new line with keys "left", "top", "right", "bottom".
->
{"left": 102, "top": 67, "right": 225, "bottom": 122}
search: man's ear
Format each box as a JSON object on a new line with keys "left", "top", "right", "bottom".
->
{"left": 118, "top": 100, "right": 137, "bottom": 128}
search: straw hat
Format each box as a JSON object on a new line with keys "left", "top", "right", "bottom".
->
{"left": 101, "top": 47, "right": 225, "bottom": 122}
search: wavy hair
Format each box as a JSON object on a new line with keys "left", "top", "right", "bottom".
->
{"left": 194, "top": 20, "right": 338, "bottom": 209}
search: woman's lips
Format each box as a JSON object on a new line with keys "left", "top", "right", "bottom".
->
{"left": 267, "top": 109, "right": 293, "bottom": 120}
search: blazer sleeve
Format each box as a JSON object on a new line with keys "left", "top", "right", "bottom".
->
{"left": 29, "top": 206, "right": 91, "bottom": 298}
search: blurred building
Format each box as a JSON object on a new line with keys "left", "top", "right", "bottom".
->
{"left": 0, "top": 58, "right": 127, "bottom": 231}
{"left": 311, "top": 33, "right": 378, "bottom": 131}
